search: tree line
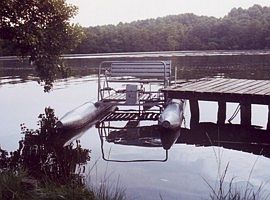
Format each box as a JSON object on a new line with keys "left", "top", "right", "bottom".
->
{"left": 74, "top": 4, "right": 270, "bottom": 53}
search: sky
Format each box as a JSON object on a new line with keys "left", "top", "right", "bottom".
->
{"left": 66, "top": 0, "right": 270, "bottom": 27}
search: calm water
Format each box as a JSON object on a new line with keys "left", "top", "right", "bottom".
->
{"left": 1, "top": 51, "right": 270, "bottom": 199}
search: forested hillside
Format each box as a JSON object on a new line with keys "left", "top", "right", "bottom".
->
{"left": 1, "top": 4, "right": 270, "bottom": 56}
{"left": 74, "top": 4, "right": 270, "bottom": 53}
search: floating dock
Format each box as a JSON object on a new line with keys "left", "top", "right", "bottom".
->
{"left": 162, "top": 78, "right": 270, "bottom": 129}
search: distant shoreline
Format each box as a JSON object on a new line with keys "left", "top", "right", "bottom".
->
{"left": 2, "top": 49, "right": 270, "bottom": 61}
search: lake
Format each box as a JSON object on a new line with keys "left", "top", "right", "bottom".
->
{"left": 1, "top": 50, "right": 270, "bottom": 199}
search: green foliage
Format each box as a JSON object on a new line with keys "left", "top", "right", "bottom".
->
{"left": 0, "top": 170, "right": 96, "bottom": 200}
{"left": 0, "top": 171, "right": 35, "bottom": 200}
{"left": 0, "top": 0, "right": 84, "bottom": 91}
{"left": 37, "top": 178, "right": 96, "bottom": 200}
{"left": 0, "top": 107, "right": 90, "bottom": 184}
{"left": 75, "top": 4, "right": 270, "bottom": 54}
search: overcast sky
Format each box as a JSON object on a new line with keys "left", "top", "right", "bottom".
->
{"left": 66, "top": 0, "right": 270, "bottom": 27}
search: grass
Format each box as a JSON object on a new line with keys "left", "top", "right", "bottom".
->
{"left": 0, "top": 170, "right": 96, "bottom": 200}
{"left": 91, "top": 177, "right": 127, "bottom": 200}
{"left": 0, "top": 170, "right": 34, "bottom": 200}
{"left": 86, "top": 157, "right": 127, "bottom": 200}
{"left": 203, "top": 163, "right": 270, "bottom": 200}
{"left": 0, "top": 169, "right": 127, "bottom": 200}
{"left": 203, "top": 131, "right": 270, "bottom": 200}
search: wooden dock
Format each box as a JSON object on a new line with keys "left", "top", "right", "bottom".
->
{"left": 162, "top": 78, "right": 270, "bottom": 129}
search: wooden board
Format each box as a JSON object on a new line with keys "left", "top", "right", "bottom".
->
{"left": 162, "top": 78, "right": 270, "bottom": 104}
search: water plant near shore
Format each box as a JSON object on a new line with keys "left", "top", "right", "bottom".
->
{"left": 203, "top": 131, "right": 270, "bottom": 200}
{"left": 203, "top": 163, "right": 270, "bottom": 200}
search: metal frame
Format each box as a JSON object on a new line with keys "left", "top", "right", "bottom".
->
{"left": 97, "top": 122, "right": 168, "bottom": 162}
{"left": 98, "top": 60, "right": 171, "bottom": 102}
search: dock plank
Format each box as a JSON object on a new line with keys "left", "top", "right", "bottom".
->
{"left": 162, "top": 78, "right": 270, "bottom": 105}
{"left": 175, "top": 78, "right": 214, "bottom": 88}
{"left": 240, "top": 81, "right": 270, "bottom": 94}
{"left": 211, "top": 79, "right": 253, "bottom": 93}
{"left": 185, "top": 78, "right": 231, "bottom": 92}
{"left": 250, "top": 82, "right": 270, "bottom": 95}
{"left": 178, "top": 78, "right": 227, "bottom": 88}
{"left": 225, "top": 80, "right": 266, "bottom": 94}
{"left": 223, "top": 80, "right": 265, "bottom": 94}
{"left": 200, "top": 79, "right": 244, "bottom": 93}
{"left": 174, "top": 78, "right": 227, "bottom": 92}
{"left": 257, "top": 86, "right": 270, "bottom": 95}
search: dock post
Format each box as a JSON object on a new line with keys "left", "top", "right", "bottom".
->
{"left": 217, "top": 101, "right": 226, "bottom": 125}
{"left": 190, "top": 99, "right": 199, "bottom": 128}
{"left": 240, "top": 102, "right": 251, "bottom": 127}
{"left": 267, "top": 105, "right": 270, "bottom": 131}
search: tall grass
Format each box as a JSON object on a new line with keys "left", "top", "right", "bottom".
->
{"left": 203, "top": 131, "right": 270, "bottom": 200}
{"left": 0, "top": 170, "right": 96, "bottom": 200}
{"left": 0, "top": 170, "right": 35, "bottom": 200}
{"left": 0, "top": 169, "right": 127, "bottom": 200}
{"left": 86, "top": 157, "right": 127, "bottom": 200}
{"left": 203, "top": 163, "right": 270, "bottom": 200}
{"left": 91, "top": 175, "right": 127, "bottom": 200}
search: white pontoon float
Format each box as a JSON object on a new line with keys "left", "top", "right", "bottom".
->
{"left": 56, "top": 101, "right": 116, "bottom": 130}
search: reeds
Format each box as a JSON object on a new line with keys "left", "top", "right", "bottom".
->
{"left": 203, "top": 131, "right": 270, "bottom": 200}
{"left": 203, "top": 163, "right": 269, "bottom": 200}
{"left": 86, "top": 155, "right": 127, "bottom": 200}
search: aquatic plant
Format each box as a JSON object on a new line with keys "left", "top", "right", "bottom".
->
{"left": 203, "top": 163, "right": 269, "bottom": 200}
{"left": 0, "top": 107, "right": 90, "bottom": 184}
{"left": 203, "top": 131, "right": 270, "bottom": 200}
{"left": 87, "top": 159, "right": 127, "bottom": 200}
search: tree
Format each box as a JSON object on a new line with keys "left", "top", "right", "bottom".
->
{"left": 0, "top": 0, "right": 84, "bottom": 91}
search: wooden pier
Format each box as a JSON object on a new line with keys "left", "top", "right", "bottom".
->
{"left": 162, "top": 78, "right": 270, "bottom": 129}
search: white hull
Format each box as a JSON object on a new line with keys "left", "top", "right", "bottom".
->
{"left": 56, "top": 101, "right": 115, "bottom": 130}
{"left": 158, "top": 99, "right": 185, "bottom": 129}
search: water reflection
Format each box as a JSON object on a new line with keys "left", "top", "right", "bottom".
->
{"left": 179, "top": 122, "right": 270, "bottom": 158}
{"left": 95, "top": 121, "right": 270, "bottom": 162}
{"left": 98, "top": 123, "right": 170, "bottom": 162}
